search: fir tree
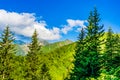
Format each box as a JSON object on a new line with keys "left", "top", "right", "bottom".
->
{"left": 68, "top": 28, "right": 86, "bottom": 80}
{"left": 103, "top": 27, "right": 120, "bottom": 79}
{"left": 112, "top": 34, "right": 120, "bottom": 78}
{"left": 68, "top": 8, "right": 104, "bottom": 80}
{"left": 84, "top": 7, "right": 104, "bottom": 78}
{"left": 0, "top": 26, "right": 15, "bottom": 79}
{"left": 105, "top": 27, "right": 115, "bottom": 68}
{"left": 26, "top": 29, "right": 41, "bottom": 79}
{"left": 114, "top": 34, "right": 120, "bottom": 57}
{"left": 40, "top": 63, "right": 51, "bottom": 80}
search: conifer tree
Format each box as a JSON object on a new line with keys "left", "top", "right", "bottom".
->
{"left": 84, "top": 7, "right": 104, "bottom": 78}
{"left": 40, "top": 63, "right": 51, "bottom": 80}
{"left": 114, "top": 34, "right": 120, "bottom": 57}
{"left": 104, "top": 27, "right": 115, "bottom": 68}
{"left": 68, "top": 28, "right": 86, "bottom": 80}
{"left": 0, "top": 26, "right": 15, "bottom": 79}
{"left": 68, "top": 8, "right": 104, "bottom": 80}
{"left": 26, "top": 29, "right": 41, "bottom": 79}
{"left": 104, "top": 27, "right": 120, "bottom": 78}
{"left": 112, "top": 34, "right": 120, "bottom": 78}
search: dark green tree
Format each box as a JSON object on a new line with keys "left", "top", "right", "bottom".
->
{"left": 26, "top": 29, "right": 41, "bottom": 79}
{"left": 104, "top": 28, "right": 120, "bottom": 78}
{"left": 114, "top": 34, "right": 120, "bottom": 57}
{"left": 40, "top": 63, "right": 51, "bottom": 80}
{"left": 68, "top": 28, "right": 86, "bottom": 80}
{"left": 104, "top": 27, "right": 115, "bottom": 70}
{"left": 0, "top": 26, "right": 15, "bottom": 79}
{"left": 68, "top": 8, "right": 104, "bottom": 80}
{"left": 113, "top": 34, "right": 120, "bottom": 68}
{"left": 84, "top": 7, "right": 104, "bottom": 78}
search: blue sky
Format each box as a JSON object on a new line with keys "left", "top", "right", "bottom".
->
{"left": 0, "top": 0, "right": 120, "bottom": 42}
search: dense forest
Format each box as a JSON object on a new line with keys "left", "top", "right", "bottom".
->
{"left": 0, "top": 8, "right": 120, "bottom": 80}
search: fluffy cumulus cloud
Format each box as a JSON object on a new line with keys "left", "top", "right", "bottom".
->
{"left": 0, "top": 9, "right": 61, "bottom": 40}
{"left": 0, "top": 9, "right": 87, "bottom": 41}
{"left": 61, "top": 19, "right": 87, "bottom": 34}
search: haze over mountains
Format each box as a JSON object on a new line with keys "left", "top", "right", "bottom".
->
{"left": 15, "top": 39, "right": 73, "bottom": 55}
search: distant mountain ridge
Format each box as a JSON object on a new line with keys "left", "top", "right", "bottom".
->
{"left": 15, "top": 39, "right": 73, "bottom": 55}
{"left": 41, "top": 39, "right": 73, "bottom": 53}
{"left": 14, "top": 40, "right": 26, "bottom": 45}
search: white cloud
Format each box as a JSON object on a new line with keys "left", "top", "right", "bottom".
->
{"left": 61, "top": 19, "right": 87, "bottom": 34}
{"left": 0, "top": 9, "right": 87, "bottom": 41}
{"left": 0, "top": 9, "right": 61, "bottom": 40}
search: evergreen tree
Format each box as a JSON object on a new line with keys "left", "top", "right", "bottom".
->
{"left": 68, "top": 28, "right": 86, "bottom": 80}
{"left": 103, "top": 27, "right": 120, "bottom": 79}
{"left": 26, "top": 29, "right": 41, "bottom": 79}
{"left": 0, "top": 26, "right": 15, "bottom": 79}
{"left": 68, "top": 7, "right": 104, "bottom": 80}
{"left": 84, "top": 7, "right": 104, "bottom": 78}
{"left": 114, "top": 34, "right": 120, "bottom": 57}
{"left": 112, "top": 34, "right": 120, "bottom": 78}
{"left": 40, "top": 63, "right": 51, "bottom": 80}
{"left": 104, "top": 27, "right": 115, "bottom": 69}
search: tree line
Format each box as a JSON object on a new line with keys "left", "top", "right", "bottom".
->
{"left": 0, "top": 8, "right": 120, "bottom": 80}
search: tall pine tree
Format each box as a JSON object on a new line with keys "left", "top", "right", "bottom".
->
{"left": 104, "top": 28, "right": 120, "bottom": 78}
{"left": 68, "top": 7, "right": 104, "bottom": 80}
{"left": 68, "top": 28, "right": 86, "bottom": 80}
{"left": 26, "top": 29, "right": 41, "bottom": 79}
{"left": 0, "top": 26, "right": 15, "bottom": 79}
{"left": 84, "top": 7, "right": 104, "bottom": 78}
{"left": 104, "top": 27, "right": 115, "bottom": 70}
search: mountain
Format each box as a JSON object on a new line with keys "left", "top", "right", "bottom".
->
{"left": 39, "top": 39, "right": 49, "bottom": 45}
{"left": 15, "top": 39, "right": 73, "bottom": 55}
{"left": 14, "top": 40, "right": 26, "bottom": 45}
{"left": 41, "top": 39, "right": 73, "bottom": 53}
{"left": 15, "top": 44, "right": 26, "bottom": 56}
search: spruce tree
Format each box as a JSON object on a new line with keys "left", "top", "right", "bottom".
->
{"left": 0, "top": 26, "right": 15, "bottom": 79}
{"left": 40, "top": 63, "right": 51, "bottom": 80}
{"left": 114, "top": 34, "right": 120, "bottom": 57}
{"left": 68, "top": 28, "right": 86, "bottom": 80}
{"left": 84, "top": 7, "right": 104, "bottom": 78}
{"left": 68, "top": 8, "right": 104, "bottom": 80}
{"left": 104, "top": 27, "right": 115, "bottom": 70}
{"left": 26, "top": 29, "right": 41, "bottom": 79}
{"left": 112, "top": 34, "right": 120, "bottom": 78}
{"left": 104, "top": 27, "right": 120, "bottom": 78}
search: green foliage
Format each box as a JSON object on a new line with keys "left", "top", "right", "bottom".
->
{"left": 26, "top": 30, "right": 42, "bottom": 79}
{"left": 41, "top": 39, "right": 72, "bottom": 53}
{"left": 0, "top": 26, "right": 16, "bottom": 79}
{"left": 10, "top": 56, "right": 26, "bottom": 79}
{"left": 102, "top": 27, "right": 120, "bottom": 79}
{"left": 68, "top": 28, "right": 86, "bottom": 80}
{"left": 0, "top": 8, "right": 120, "bottom": 80}
{"left": 105, "top": 27, "right": 115, "bottom": 60}
{"left": 68, "top": 8, "right": 105, "bottom": 80}
{"left": 83, "top": 7, "right": 104, "bottom": 78}
{"left": 39, "top": 63, "right": 51, "bottom": 80}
